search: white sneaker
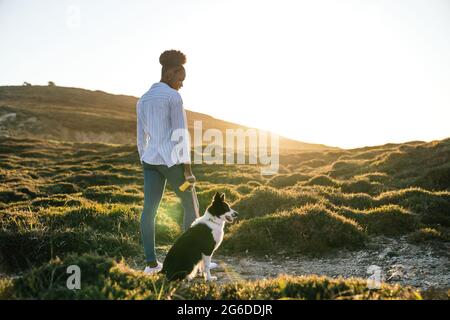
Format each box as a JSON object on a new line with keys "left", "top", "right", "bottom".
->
{"left": 143, "top": 262, "right": 162, "bottom": 274}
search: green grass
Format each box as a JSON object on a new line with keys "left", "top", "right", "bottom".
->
{"left": 1, "top": 133, "right": 449, "bottom": 299}
{"left": 335, "top": 205, "right": 419, "bottom": 236}
{"left": 330, "top": 160, "right": 365, "bottom": 178}
{"left": 0, "top": 203, "right": 181, "bottom": 271}
{"left": 0, "top": 253, "right": 422, "bottom": 300}
{"left": 268, "top": 173, "right": 311, "bottom": 188}
{"left": 82, "top": 185, "right": 142, "bottom": 204}
{"left": 233, "top": 186, "right": 322, "bottom": 219}
{"left": 407, "top": 227, "right": 450, "bottom": 244}
{"left": 304, "top": 175, "right": 339, "bottom": 187}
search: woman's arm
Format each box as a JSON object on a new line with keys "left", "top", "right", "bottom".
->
{"left": 170, "top": 93, "right": 194, "bottom": 182}
{"left": 136, "top": 100, "right": 148, "bottom": 164}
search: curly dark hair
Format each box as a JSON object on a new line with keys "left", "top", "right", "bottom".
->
{"left": 159, "top": 50, "right": 186, "bottom": 68}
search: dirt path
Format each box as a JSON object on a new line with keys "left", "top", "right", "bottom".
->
{"left": 207, "top": 236, "right": 450, "bottom": 291}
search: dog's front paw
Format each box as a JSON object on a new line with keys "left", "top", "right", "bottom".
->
{"left": 206, "top": 276, "right": 217, "bottom": 281}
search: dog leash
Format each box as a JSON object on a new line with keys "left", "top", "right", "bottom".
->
{"left": 191, "top": 184, "right": 200, "bottom": 218}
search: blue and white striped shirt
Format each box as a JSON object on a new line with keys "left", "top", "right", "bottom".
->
{"left": 136, "top": 82, "right": 191, "bottom": 167}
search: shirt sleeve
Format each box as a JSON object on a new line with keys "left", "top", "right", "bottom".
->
{"left": 136, "top": 100, "right": 148, "bottom": 163}
{"left": 170, "top": 93, "right": 191, "bottom": 164}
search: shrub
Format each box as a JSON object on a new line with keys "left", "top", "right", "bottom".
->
{"left": 233, "top": 186, "right": 321, "bottom": 219}
{"left": 320, "top": 187, "right": 450, "bottom": 228}
{"left": 268, "top": 173, "right": 310, "bottom": 188}
{"left": 82, "top": 185, "right": 142, "bottom": 204}
{"left": 304, "top": 175, "right": 338, "bottom": 187}
{"left": 235, "top": 184, "right": 253, "bottom": 195}
{"left": 318, "top": 189, "right": 375, "bottom": 210}
{"left": 420, "top": 287, "right": 450, "bottom": 300}
{"left": 41, "top": 182, "right": 79, "bottom": 194}
{"left": 354, "top": 172, "right": 389, "bottom": 183}
{"left": 15, "top": 186, "right": 39, "bottom": 198}
{"left": 340, "top": 179, "right": 384, "bottom": 195}
{"left": 329, "top": 160, "right": 363, "bottom": 178}
{"left": 247, "top": 180, "right": 262, "bottom": 187}
{"left": 407, "top": 228, "right": 450, "bottom": 244}
{"left": 0, "top": 190, "right": 29, "bottom": 203}
{"left": 223, "top": 205, "right": 367, "bottom": 255}
{"left": 362, "top": 206, "right": 419, "bottom": 235}
{"left": 371, "top": 151, "right": 409, "bottom": 173}
{"left": 376, "top": 188, "right": 450, "bottom": 226}
{"left": 300, "top": 159, "right": 327, "bottom": 168}
{"left": 416, "top": 164, "right": 450, "bottom": 190}
{"left": 337, "top": 205, "right": 419, "bottom": 236}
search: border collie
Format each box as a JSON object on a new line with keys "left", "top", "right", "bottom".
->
{"left": 160, "top": 192, "right": 238, "bottom": 281}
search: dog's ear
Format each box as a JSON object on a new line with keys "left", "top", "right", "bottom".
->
{"left": 213, "top": 192, "right": 225, "bottom": 203}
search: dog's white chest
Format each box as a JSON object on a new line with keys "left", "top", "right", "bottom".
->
{"left": 210, "top": 226, "right": 224, "bottom": 247}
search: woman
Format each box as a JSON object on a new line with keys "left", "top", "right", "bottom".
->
{"left": 136, "top": 50, "right": 214, "bottom": 274}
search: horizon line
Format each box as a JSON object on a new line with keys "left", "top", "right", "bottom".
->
{"left": 1, "top": 81, "right": 449, "bottom": 150}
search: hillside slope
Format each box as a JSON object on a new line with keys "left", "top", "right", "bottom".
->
{"left": 1, "top": 86, "right": 449, "bottom": 299}
{"left": 0, "top": 134, "right": 449, "bottom": 298}
{"left": 0, "top": 85, "right": 331, "bottom": 151}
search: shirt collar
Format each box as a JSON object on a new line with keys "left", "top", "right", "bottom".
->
{"left": 153, "top": 81, "right": 170, "bottom": 88}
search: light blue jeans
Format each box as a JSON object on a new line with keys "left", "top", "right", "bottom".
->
{"left": 140, "top": 162, "right": 197, "bottom": 263}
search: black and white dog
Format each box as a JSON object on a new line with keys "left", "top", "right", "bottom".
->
{"left": 160, "top": 192, "right": 238, "bottom": 281}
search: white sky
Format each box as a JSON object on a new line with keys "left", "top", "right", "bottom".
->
{"left": 1, "top": 0, "right": 449, "bottom": 148}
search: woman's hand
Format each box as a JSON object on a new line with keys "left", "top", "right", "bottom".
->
{"left": 185, "top": 174, "right": 196, "bottom": 183}
{"left": 183, "top": 163, "right": 196, "bottom": 183}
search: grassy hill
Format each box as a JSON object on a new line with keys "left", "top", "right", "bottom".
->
{"left": 0, "top": 134, "right": 449, "bottom": 299}
{"left": 0, "top": 85, "right": 449, "bottom": 299}
{"left": 0, "top": 85, "right": 331, "bottom": 150}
